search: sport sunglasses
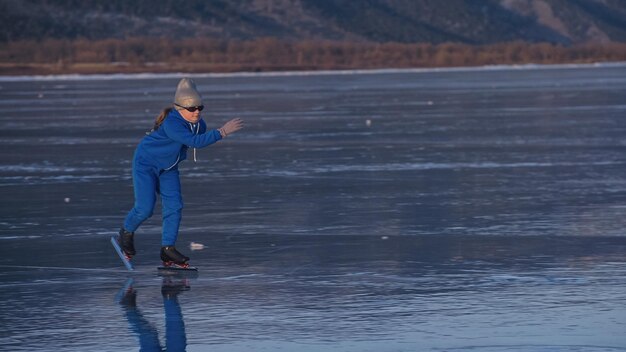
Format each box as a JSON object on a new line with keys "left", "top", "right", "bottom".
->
{"left": 175, "top": 103, "right": 204, "bottom": 112}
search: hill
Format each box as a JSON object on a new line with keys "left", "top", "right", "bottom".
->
{"left": 2, "top": 0, "right": 626, "bottom": 44}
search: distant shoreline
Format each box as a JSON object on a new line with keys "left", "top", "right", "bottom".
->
{"left": 1, "top": 61, "right": 624, "bottom": 81}
{"left": 2, "top": 39, "right": 625, "bottom": 77}
{"left": 0, "top": 60, "right": 624, "bottom": 78}
{"left": 0, "top": 62, "right": 324, "bottom": 76}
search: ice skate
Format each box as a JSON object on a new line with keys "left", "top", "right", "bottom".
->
{"left": 111, "top": 232, "right": 134, "bottom": 271}
{"left": 160, "top": 246, "right": 190, "bottom": 266}
{"left": 158, "top": 246, "right": 197, "bottom": 272}
{"left": 117, "top": 228, "right": 136, "bottom": 257}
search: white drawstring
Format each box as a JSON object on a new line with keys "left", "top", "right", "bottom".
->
{"left": 189, "top": 122, "right": 198, "bottom": 162}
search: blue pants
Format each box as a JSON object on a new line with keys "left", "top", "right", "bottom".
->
{"left": 124, "top": 154, "right": 183, "bottom": 246}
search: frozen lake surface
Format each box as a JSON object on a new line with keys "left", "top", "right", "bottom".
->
{"left": 1, "top": 64, "right": 626, "bottom": 351}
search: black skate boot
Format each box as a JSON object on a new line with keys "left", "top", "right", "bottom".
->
{"left": 117, "top": 228, "right": 136, "bottom": 258}
{"left": 160, "top": 246, "right": 190, "bottom": 268}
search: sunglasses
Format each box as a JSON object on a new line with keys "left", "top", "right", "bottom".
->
{"left": 175, "top": 103, "right": 204, "bottom": 112}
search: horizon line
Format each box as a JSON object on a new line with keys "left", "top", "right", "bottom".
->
{"left": 1, "top": 61, "right": 625, "bottom": 82}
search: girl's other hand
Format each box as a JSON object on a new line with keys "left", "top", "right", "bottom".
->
{"left": 220, "top": 118, "right": 244, "bottom": 137}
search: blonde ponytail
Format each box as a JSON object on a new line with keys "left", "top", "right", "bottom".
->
{"left": 151, "top": 107, "right": 173, "bottom": 132}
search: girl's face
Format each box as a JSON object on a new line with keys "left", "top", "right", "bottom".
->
{"left": 179, "top": 105, "right": 203, "bottom": 123}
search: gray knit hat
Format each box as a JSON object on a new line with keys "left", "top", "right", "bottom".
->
{"left": 174, "top": 78, "right": 202, "bottom": 109}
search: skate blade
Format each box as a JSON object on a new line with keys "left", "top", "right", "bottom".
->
{"left": 158, "top": 262, "right": 198, "bottom": 272}
{"left": 110, "top": 236, "right": 134, "bottom": 271}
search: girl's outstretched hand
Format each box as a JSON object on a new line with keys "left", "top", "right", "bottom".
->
{"left": 219, "top": 118, "right": 244, "bottom": 137}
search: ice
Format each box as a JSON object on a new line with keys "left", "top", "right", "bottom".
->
{"left": 1, "top": 64, "right": 626, "bottom": 351}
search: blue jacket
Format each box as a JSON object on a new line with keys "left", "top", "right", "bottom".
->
{"left": 136, "top": 109, "right": 222, "bottom": 170}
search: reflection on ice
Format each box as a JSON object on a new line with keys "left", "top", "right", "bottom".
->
{"left": 117, "top": 278, "right": 189, "bottom": 352}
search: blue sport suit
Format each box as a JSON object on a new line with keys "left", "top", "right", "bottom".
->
{"left": 124, "top": 108, "right": 222, "bottom": 245}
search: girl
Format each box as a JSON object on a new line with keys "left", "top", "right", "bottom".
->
{"left": 117, "top": 78, "right": 243, "bottom": 268}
